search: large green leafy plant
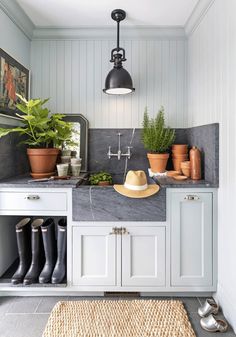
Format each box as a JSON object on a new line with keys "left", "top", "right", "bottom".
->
{"left": 0, "top": 94, "right": 76, "bottom": 148}
{"left": 142, "top": 106, "right": 175, "bottom": 153}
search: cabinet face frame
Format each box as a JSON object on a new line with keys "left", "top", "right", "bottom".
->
{"left": 167, "top": 188, "right": 217, "bottom": 289}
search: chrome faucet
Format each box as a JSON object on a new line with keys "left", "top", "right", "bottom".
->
{"left": 107, "top": 133, "right": 132, "bottom": 160}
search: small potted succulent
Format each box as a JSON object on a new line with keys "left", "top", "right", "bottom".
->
{"left": 89, "top": 172, "right": 113, "bottom": 186}
{"left": 142, "top": 106, "right": 175, "bottom": 173}
{"left": 0, "top": 94, "right": 76, "bottom": 178}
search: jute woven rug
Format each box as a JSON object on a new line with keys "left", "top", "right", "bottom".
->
{"left": 42, "top": 299, "right": 196, "bottom": 337}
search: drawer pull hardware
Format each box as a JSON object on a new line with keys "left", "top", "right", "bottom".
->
{"left": 184, "top": 195, "right": 200, "bottom": 201}
{"left": 25, "top": 195, "right": 40, "bottom": 200}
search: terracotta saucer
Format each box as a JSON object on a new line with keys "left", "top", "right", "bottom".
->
{"left": 173, "top": 175, "right": 188, "bottom": 181}
{"left": 30, "top": 172, "right": 56, "bottom": 179}
{"left": 167, "top": 170, "right": 181, "bottom": 177}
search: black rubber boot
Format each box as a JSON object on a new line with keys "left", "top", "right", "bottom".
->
{"left": 51, "top": 219, "right": 67, "bottom": 284}
{"left": 39, "top": 218, "right": 56, "bottom": 284}
{"left": 23, "top": 219, "right": 44, "bottom": 285}
{"left": 11, "top": 218, "right": 32, "bottom": 285}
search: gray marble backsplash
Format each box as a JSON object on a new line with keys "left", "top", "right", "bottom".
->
{"left": 0, "top": 121, "right": 219, "bottom": 186}
{"left": 0, "top": 124, "right": 29, "bottom": 180}
{"left": 88, "top": 123, "right": 219, "bottom": 185}
{"left": 186, "top": 123, "right": 219, "bottom": 185}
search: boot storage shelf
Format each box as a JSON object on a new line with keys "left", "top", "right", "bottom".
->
{"left": 0, "top": 187, "right": 217, "bottom": 296}
{"left": 0, "top": 187, "right": 72, "bottom": 294}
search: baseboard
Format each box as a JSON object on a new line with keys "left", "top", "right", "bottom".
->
{"left": 214, "top": 282, "right": 236, "bottom": 333}
{"left": 140, "top": 292, "right": 213, "bottom": 297}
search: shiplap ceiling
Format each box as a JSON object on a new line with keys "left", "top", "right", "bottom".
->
{"left": 16, "top": 0, "right": 199, "bottom": 27}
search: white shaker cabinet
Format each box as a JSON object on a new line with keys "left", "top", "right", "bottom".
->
{"left": 71, "top": 224, "right": 166, "bottom": 289}
{"left": 72, "top": 226, "right": 117, "bottom": 286}
{"left": 122, "top": 227, "right": 165, "bottom": 287}
{"left": 170, "top": 192, "right": 213, "bottom": 287}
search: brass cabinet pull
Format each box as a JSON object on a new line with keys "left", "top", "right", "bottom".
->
{"left": 24, "top": 195, "right": 40, "bottom": 200}
{"left": 121, "top": 227, "right": 130, "bottom": 235}
{"left": 184, "top": 195, "right": 200, "bottom": 201}
{"left": 109, "top": 227, "right": 117, "bottom": 235}
{"left": 109, "top": 227, "right": 130, "bottom": 235}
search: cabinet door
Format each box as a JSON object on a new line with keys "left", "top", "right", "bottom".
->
{"left": 171, "top": 192, "right": 213, "bottom": 286}
{"left": 122, "top": 227, "right": 165, "bottom": 287}
{"left": 72, "top": 227, "right": 116, "bottom": 286}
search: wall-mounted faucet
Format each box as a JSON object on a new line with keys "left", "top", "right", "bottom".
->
{"left": 107, "top": 133, "right": 132, "bottom": 160}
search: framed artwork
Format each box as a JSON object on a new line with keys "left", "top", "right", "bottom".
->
{"left": 0, "top": 48, "right": 29, "bottom": 117}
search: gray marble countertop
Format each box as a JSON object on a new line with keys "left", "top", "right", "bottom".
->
{"left": 0, "top": 174, "right": 218, "bottom": 189}
{"left": 152, "top": 176, "right": 218, "bottom": 188}
{"left": 0, "top": 174, "right": 88, "bottom": 188}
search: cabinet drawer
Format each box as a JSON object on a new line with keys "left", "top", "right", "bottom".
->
{"left": 0, "top": 191, "right": 67, "bottom": 212}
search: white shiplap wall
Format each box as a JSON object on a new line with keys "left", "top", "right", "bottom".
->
{"left": 30, "top": 38, "right": 186, "bottom": 128}
{"left": 0, "top": 8, "right": 31, "bottom": 68}
{"left": 187, "top": 0, "right": 236, "bottom": 331}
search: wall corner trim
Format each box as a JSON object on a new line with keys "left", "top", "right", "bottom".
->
{"left": 32, "top": 26, "right": 186, "bottom": 40}
{"left": 0, "top": 0, "right": 34, "bottom": 40}
{"left": 185, "top": 0, "right": 215, "bottom": 36}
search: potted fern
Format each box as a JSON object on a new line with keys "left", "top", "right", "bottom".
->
{"left": 142, "top": 106, "right": 175, "bottom": 173}
{"left": 0, "top": 94, "right": 76, "bottom": 178}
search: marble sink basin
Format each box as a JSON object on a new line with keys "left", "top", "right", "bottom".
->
{"left": 72, "top": 175, "right": 166, "bottom": 221}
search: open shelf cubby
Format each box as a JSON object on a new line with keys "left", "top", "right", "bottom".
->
{"left": 0, "top": 215, "right": 67, "bottom": 288}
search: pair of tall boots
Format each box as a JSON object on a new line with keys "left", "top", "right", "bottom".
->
{"left": 11, "top": 218, "right": 66, "bottom": 285}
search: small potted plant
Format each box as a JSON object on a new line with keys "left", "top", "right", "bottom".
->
{"left": 89, "top": 172, "right": 113, "bottom": 186}
{"left": 0, "top": 94, "right": 76, "bottom": 178}
{"left": 142, "top": 106, "right": 175, "bottom": 173}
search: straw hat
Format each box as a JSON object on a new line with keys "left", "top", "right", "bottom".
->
{"left": 113, "top": 170, "right": 160, "bottom": 198}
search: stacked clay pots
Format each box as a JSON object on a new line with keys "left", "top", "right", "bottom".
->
{"left": 180, "top": 161, "right": 191, "bottom": 177}
{"left": 172, "top": 144, "right": 188, "bottom": 172}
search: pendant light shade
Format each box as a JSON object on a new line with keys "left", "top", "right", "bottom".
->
{"left": 103, "top": 9, "right": 135, "bottom": 95}
{"left": 104, "top": 67, "right": 134, "bottom": 95}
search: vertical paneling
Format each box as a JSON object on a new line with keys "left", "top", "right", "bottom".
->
{"left": 64, "top": 41, "right": 72, "bottom": 113}
{"left": 187, "top": 0, "right": 236, "bottom": 331}
{"left": 30, "top": 38, "right": 186, "bottom": 128}
{"left": 49, "top": 41, "right": 57, "bottom": 112}
{"left": 79, "top": 40, "right": 87, "bottom": 116}
{"left": 56, "top": 41, "right": 65, "bottom": 113}
{"left": 94, "top": 41, "right": 102, "bottom": 127}
{"left": 71, "top": 41, "right": 80, "bottom": 113}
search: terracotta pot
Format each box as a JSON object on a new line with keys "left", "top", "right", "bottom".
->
{"left": 147, "top": 153, "right": 169, "bottom": 173}
{"left": 172, "top": 157, "right": 187, "bottom": 172}
{"left": 172, "top": 149, "right": 188, "bottom": 156}
{"left": 181, "top": 160, "right": 190, "bottom": 167}
{"left": 181, "top": 166, "right": 191, "bottom": 177}
{"left": 27, "top": 148, "right": 60, "bottom": 174}
{"left": 172, "top": 153, "right": 188, "bottom": 159}
{"left": 98, "top": 181, "right": 111, "bottom": 186}
{"left": 172, "top": 144, "right": 188, "bottom": 154}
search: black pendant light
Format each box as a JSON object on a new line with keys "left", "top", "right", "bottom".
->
{"left": 103, "top": 9, "right": 135, "bottom": 95}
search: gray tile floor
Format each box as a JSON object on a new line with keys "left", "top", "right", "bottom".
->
{"left": 0, "top": 296, "right": 235, "bottom": 337}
